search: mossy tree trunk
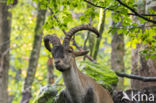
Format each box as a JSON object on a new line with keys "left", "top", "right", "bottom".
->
{"left": 111, "top": 21, "right": 125, "bottom": 90}
{"left": 93, "top": 9, "right": 106, "bottom": 60}
{"left": 0, "top": 1, "right": 11, "bottom": 103}
{"left": 20, "top": 3, "right": 47, "bottom": 103}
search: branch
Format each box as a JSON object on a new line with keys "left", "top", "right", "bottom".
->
{"left": 84, "top": 0, "right": 114, "bottom": 11}
{"left": 116, "top": 0, "right": 156, "bottom": 24}
{"left": 116, "top": 72, "right": 156, "bottom": 82}
{"left": 84, "top": 0, "right": 156, "bottom": 17}
{"left": 128, "top": 13, "right": 156, "bottom": 16}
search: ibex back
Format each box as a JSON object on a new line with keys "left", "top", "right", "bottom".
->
{"left": 44, "top": 25, "right": 114, "bottom": 103}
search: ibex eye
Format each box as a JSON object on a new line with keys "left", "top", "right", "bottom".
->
{"left": 67, "top": 49, "right": 72, "bottom": 53}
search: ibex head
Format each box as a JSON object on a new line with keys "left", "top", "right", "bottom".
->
{"left": 44, "top": 25, "right": 99, "bottom": 72}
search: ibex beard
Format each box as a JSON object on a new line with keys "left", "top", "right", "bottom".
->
{"left": 44, "top": 25, "right": 114, "bottom": 103}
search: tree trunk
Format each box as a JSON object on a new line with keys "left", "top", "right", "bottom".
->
{"left": 85, "top": 3, "right": 94, "bottom": 57}
{"left": 131, "top": 46, "right": 156, "bottom": 89}
{"left": 111, "top": 21, "right": 125, "bottom": 90}
{"left": 0, "top": 1, "right": 11, "bottom": 103}
{"left": 20, "top": 3, "right": 47, "bottom": 103}
{"left": 88, "top": 31, "right": 96, "bottom": 57}
{"left": 131, "top": 44, "right": 141, "bottom": 89}
{"left": 130, "top": 0, "right": 144, "bottom": 89}
{"left": 131, "top": 0, "right": 156, "bottom": 89}
{"left": 93, "top": 9, "right": 106, "bottom": 60}
{"left": 47, "top": 57, "right": 54, "bottom": 85}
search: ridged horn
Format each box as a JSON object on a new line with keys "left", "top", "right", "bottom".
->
{"left": 44, "top": 34, "right": 61, "bottom": 52}
{"left": 63, "top": 25, "right": 100, "bottom": 47}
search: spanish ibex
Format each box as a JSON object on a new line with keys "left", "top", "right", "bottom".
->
{"left": 44, "top": 25, "right": 114, "bottom": 103}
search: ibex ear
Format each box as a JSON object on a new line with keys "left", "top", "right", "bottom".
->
{"left": 74, "top": 50, "right": 89, "bottom": 57}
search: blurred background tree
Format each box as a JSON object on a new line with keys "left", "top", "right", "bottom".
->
{"left": 0, "top": 0, "right": 155, "bottom": 103}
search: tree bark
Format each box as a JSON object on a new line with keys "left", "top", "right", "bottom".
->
{"left": 88, "top": 32, "right": 95, "bottom": 57}
{"left": 93, "top": 9, "right": 106, "bottom": 60}
{"left": 111, "top": 21, "right": 125, "bottom": 90}
{"left": 0, "top": 1, "right": 11, "bottom": 103}
{"left": 47, "top": 57, "right": 54, "bottom": 85}
{"left": 86, "top": 2, "right": 94, "bottom": 57}
{"left": 20, "top": 3, "right": 47, "bottom": 103}
{"left": 131, "top": 0, "right": 156, "bottom": 89}
{"left": 130, "top": 0, "right": 145, "bottom": 89}
{"left": 131, "top": 44, "right": 141, "bottom": 89}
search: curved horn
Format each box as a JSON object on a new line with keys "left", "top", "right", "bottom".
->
{"left": 44, "top": 34, "right": 61, "bottom": 52}
{"left": 63, "top": 25, "right": 100, "bottom": 47}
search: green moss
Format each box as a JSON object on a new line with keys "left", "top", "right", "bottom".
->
{"left": 81, "top": 61, "right": 118, "bottom": 91}
{"left": 33, "top": 85, "right": 57, "bottom": 103}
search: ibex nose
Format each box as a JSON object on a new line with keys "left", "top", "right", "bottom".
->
{"left": 55, "top": 59, "right": 60, "bottom": 65}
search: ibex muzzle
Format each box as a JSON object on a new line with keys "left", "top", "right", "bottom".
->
{"left": 44, "top": 25, "right": 114, "bottom": 103}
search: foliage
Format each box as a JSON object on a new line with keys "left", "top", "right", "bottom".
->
{"left": 81, "top": 61, "right": 118, "bottom": 91}
{"left": 9, "top": 0, "right": 36, "bottom": 102}
{"left": 7, "top": 0, "right": 156, "bottom": 103}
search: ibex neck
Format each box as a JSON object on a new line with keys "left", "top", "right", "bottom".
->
{"left": 62, "top": 64, "right": 85, "bottom": 103}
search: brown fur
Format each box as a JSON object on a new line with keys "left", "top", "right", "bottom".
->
{"left": 44, "top": 26, "right": 113, "bottom": 103}
{"left": 45, "top": 45, "right": 114, "bottom": 103}
{"left": 60, "top": 55, "right": 114, "bottom": 103}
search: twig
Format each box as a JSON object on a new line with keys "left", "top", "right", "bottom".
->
{"left": 116, "top": 0, "right": 156, "bottom": 24}
{"left": 116, "top": 72, "right": 156, "bottom": 82}
{"left": 84, "top": 0, "right": 156, "bottom": 17}
{"left": 128, "top": 13, "right": 156, "bottom": 16}
{"left": 84, "top": 0, "right": 114, "bottom": 11}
